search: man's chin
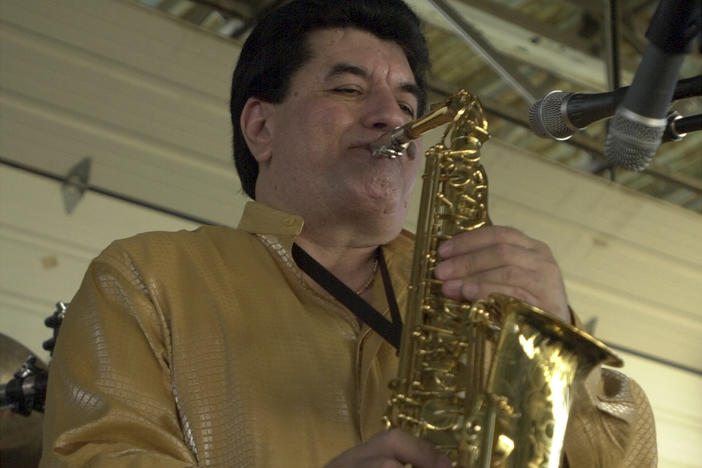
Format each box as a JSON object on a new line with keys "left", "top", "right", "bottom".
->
{"left": 362, "top": 191, "right": 402, "bottom": 216}
{"left": 365, "top": 197, "right": 409, "bottom": 235}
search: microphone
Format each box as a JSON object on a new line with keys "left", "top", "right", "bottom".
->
{"left": 529, "top": 87, "right": 626, "bottom": 141}
{"left": 528, "top": 76, "right": 702, "bottom": 140}
{"left": 604, "top": 0, "right": 700, "bottom": 170}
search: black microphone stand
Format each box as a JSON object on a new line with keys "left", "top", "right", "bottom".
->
{"left": 663, "top": 112, "right": 702, "bottom": 142}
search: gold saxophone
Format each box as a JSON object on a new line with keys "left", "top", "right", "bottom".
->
{"left": 375, "top": 90, "right": 623, "bottom": 467}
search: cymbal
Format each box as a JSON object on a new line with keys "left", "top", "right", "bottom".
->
{"left": 1, "top": 333, "right": 46, "bottom": 468}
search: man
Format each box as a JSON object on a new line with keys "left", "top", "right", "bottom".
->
{"left": 41, "top": 1, "right": 656, "bottom": 467}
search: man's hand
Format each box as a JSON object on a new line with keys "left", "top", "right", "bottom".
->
{"left": 434, "top": 226, "right": 571, "bottom": 323}
{"left": 323, "top": 429, "right": 452, "bottom": 468}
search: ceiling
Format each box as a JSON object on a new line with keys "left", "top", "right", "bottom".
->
{"left": 137, "top": 0, "right": 702, "bottom": 213}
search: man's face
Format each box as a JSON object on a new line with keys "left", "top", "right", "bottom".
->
{"left": 255, "top": 28, "right": 423, "bottom": 243}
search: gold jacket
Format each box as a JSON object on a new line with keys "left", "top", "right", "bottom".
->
{"left": 41, "top": 202, "right": 656, "bottom": 467}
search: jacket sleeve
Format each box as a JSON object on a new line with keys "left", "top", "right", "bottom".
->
{"left": 40, "top": 245, "right": 197, "bottom": 467}
{"left": 563, "top": 312, "right": 657, "bottom": 467}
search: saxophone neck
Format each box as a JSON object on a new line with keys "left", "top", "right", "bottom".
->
{"left": 373, "top": 90, "right": 472, "bottom": 159}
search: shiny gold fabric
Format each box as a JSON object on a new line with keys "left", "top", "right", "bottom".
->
{"left": 41, "top": 201, "right": 656, "bottom": 467}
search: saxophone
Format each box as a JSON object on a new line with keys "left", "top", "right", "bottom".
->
{"left": 375, "top": 90, "right": 623, "bottom": 467}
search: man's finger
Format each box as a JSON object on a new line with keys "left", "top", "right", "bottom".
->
{"left": 434, "top": 243, "right": 546, "bottom": 280}
{"left": 369, "top": 430, "right": 452, "bottom": 468}
{"left": 438, "top": 225, "right": 537, "bottom": 257}
{"left": 441, "top": 277, "right": 540, "bottom": 305}
{"left": 323, "top": 430, "right": 451, "bottom": 468}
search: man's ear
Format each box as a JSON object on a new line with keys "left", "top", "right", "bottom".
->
{"left": 240, "top": 97, "right": 275, "bottom": 164}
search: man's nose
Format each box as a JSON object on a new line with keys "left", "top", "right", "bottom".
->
{"left": 362, "top": 88, "right": 409, "bottom": 132}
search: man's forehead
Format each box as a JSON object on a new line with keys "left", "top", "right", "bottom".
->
{"left": 307, "top": 28, "right": 410, "bottom": 70}
{"left": 306, "top": 28, "right": 417, "bottom": 87}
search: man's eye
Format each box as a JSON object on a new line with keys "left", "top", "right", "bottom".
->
{"left": 399, "top": 103, "right": 415, "bottom": 117}
{"left": 334, "top": 87, "right": 362, "bottom": 95}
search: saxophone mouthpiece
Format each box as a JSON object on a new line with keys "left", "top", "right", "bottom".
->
{"left": 372, "top": 126, "right": 414, "bottom": 159}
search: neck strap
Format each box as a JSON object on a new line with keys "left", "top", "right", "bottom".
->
{"left": 291, "top": 243, "right": 403, "bottom": 350}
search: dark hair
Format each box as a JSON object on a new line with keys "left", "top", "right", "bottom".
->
{"left": 230, "top": 0, "right": 430, "bottom": 199}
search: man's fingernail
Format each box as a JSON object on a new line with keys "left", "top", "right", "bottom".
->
{"left": 462, "top": 282, "right": 479, "bottom": 297}
{"left": 434, "top": 261, "right": 452, "bottom": 279}
{"left": 442, "top": 279, "right": 462, "bottom": 296}
{"left": 438, "top": 241, "right": 452, "bottom": 257}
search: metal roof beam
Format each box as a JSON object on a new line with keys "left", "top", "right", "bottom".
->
{"left": 427, "top": 0, "right": 540, "bottom": 104}
{"left": 406, "top": 0, "right": 634, "bottom": 91}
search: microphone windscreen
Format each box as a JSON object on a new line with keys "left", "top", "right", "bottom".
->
{"left": 528, "top": 91, "right": 574, "bottom": 140}
{"left": 604, "top": 111, "right": 665, "bottom": 170}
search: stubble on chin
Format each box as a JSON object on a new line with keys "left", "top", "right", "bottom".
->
{"left": 345, "top": 159, "right": 417, "bottom": 236}
{"left": 364, "top": 173, "right": 401, "bottom": 209}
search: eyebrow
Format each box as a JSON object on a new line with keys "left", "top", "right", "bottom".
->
{"left": 325, "top": 62, "right": 421, "bottom": 106}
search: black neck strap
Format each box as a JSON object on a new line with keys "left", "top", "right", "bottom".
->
{"left": 291, "top": 243, "right": 403, "bottom": 350}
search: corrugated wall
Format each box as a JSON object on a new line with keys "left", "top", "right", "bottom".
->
{"left": 1, "top": 0, "right": 700, "bottom": 465}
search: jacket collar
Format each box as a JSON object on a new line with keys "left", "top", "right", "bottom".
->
{"left": 237, "top": 201, "right": 304, "bottom": 252}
